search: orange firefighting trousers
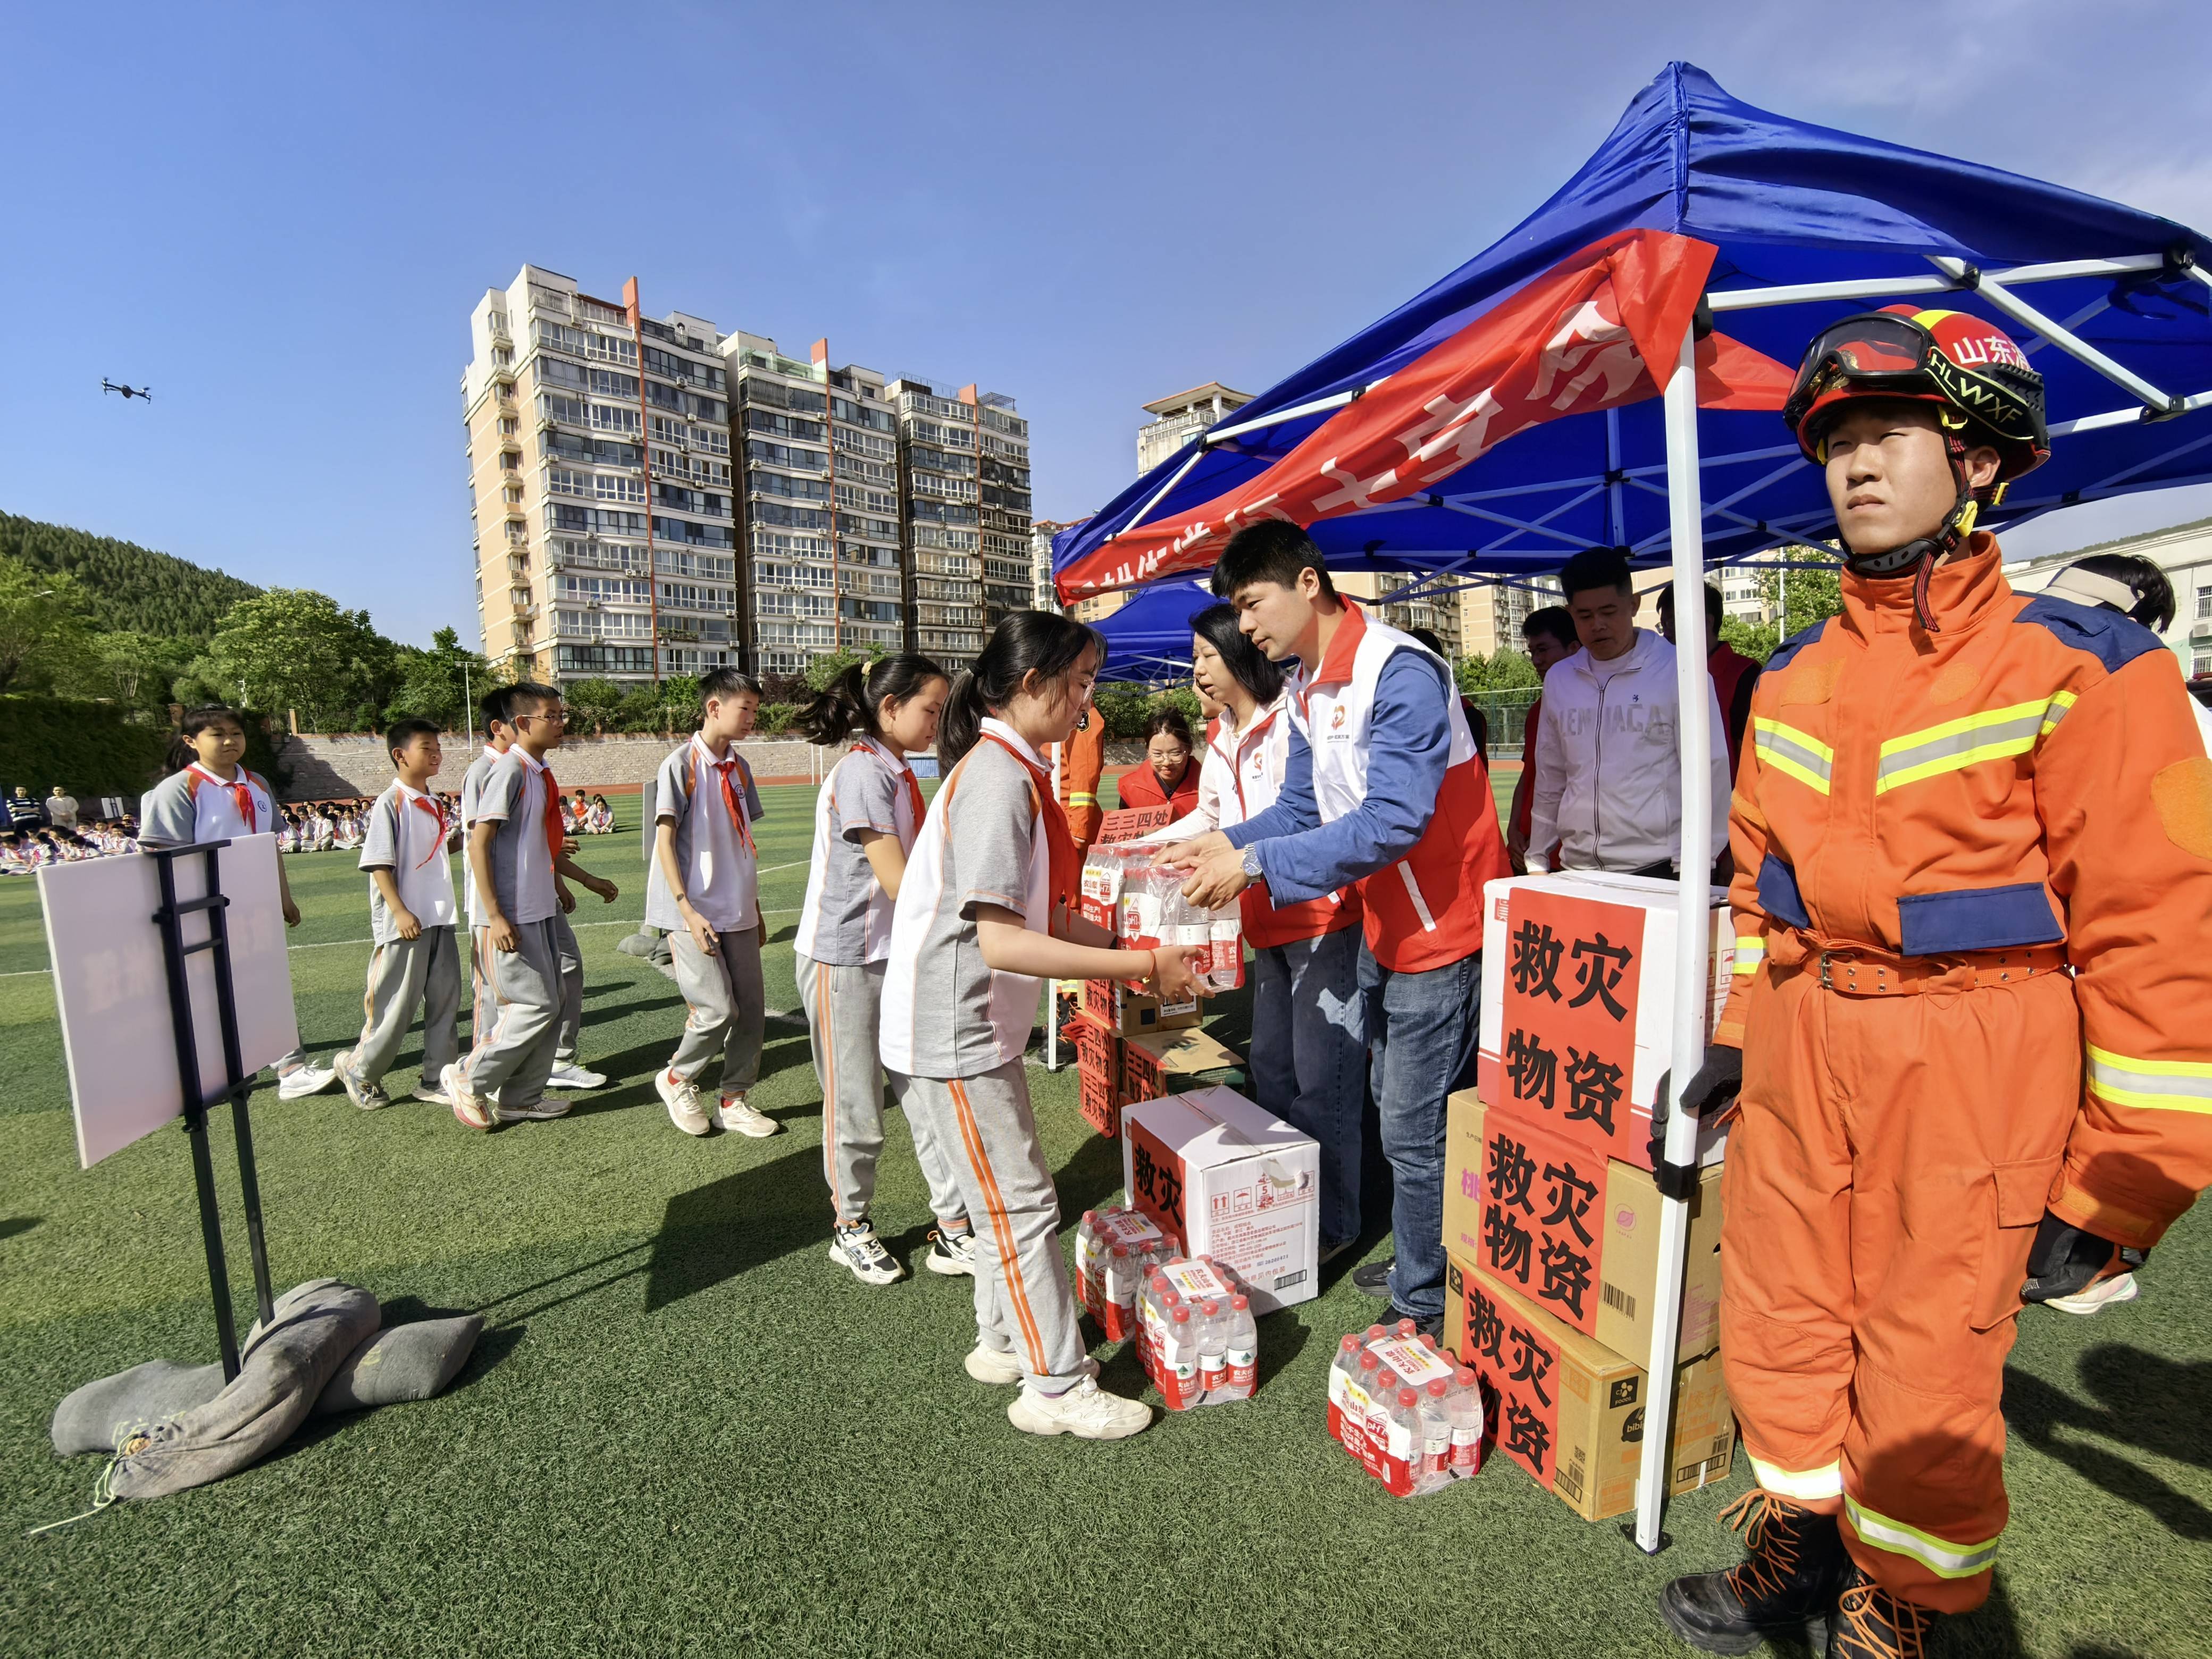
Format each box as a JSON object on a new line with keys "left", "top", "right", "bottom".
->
{"left": 1721, "top": 959, "right": 2080, "bottom": 1614}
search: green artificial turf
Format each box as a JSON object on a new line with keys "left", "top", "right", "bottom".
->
{"left": 1, "top": 786, "right": 2207, "bottom": 1657}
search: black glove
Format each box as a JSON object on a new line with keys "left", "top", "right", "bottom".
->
{"left": 1648, "top": 1045, "right": 1744, "bottom": 1168}
{"left": 2020, "top": 1211, "right": 2141, "bottom": 1304}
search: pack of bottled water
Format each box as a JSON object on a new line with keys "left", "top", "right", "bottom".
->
{"left": 1135, "top": 1255, "right": 1261, "bottom": 1411}
{"left": 1074, "top": 1205, "right": 1174, "bottom": 1341}
{"left": 1327, "top": 1322, "right": 1486, "bottom": 1495}
{"left": 1077, "top": 845, "right": 1243, "bottom": 991}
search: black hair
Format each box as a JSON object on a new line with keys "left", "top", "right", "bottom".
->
{"left": 506, "top": 681, "right": 560, "bottom": 720}
{"left": 477, "top": 685, "right": 514, "bottom": 734}
{"left": 384, "top": 717, "right": 441, "bottom": 764}
{"left": 164, "top": 705, "right": 249, "bottom": 775}
{"left": 1144, "top": 708, "right": 1194, "bottom": 749}
{"left": 2064, "top": 552, "right": 2176, "bottom": 632}
{"left": 1521, "top": 606, "right": 1580, "bottom": 651}
{"left": 1191, "top": 602, "right": 1285, "bottom": 705}
{"left": 1405, "top": 627, "right": 1452, "bottom": 659}
{"left": 1559, "top": 547, "right": 1634, "bottom": 602}
{"left": 1210, "top": 520, "right": 1336, "bottom": 601}
{"left": 700, "top": 667, "right": 765, "bottom": 704}
{"left": 1653, "top": 581, "right": 1726, "bottom": 629}
{"left": 940, "top": 612, "right": 1107, "bottom": 767}
{"left": 792, "top": 653, "right": 949, "bottom": 746}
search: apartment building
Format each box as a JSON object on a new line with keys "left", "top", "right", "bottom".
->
{"left": 1137, "top": 382, "right": 1252, "bottom": 474}
{"left": 721, "top": 333, "right": 905, "bottom": 677}
{"left": 2006, "top": 516, "right": 2212, "bottom": 682}
{"left": 1031, "top": 517, "right": 1078, "bottom": 613}
{"left": 463, "top": 265, "right": 1035, "bottom": 683}
{"left": 462, "top": 267, "right": 738, "bottom": 684}
{"left": 1458, "top": 575, "right": 1562, "bottom": 658}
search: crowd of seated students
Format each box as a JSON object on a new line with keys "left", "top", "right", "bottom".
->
{"left": 0, "top": 817, "right": 140, "bottom": 873}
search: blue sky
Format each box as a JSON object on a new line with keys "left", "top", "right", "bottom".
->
{"left": 5, "top": 1, "right": 2211, "bottom": 646}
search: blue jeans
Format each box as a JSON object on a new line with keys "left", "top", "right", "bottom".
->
{"left": 1359, "top": 942, "right": 1482, "bottom": 1321}
{"left": 1249, "top": 926, "right": 1367, "bottom": 1250}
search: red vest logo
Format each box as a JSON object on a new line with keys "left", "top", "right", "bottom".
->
{"left": 1330, "top": 704, "right": 1348, "bottom": 730}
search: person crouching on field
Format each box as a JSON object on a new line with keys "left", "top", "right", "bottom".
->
{"left": 646, "top": 669, "right": 780, "bottom": 1139}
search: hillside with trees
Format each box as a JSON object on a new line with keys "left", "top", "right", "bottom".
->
{"left": 0, "top": 512, "right": 260, "bottom": 642}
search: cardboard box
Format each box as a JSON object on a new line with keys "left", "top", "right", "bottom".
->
{"left": 1121, "top": 1086, "right": 1319, "bottom": 1313}
{"left": 1119, "top": 1024, "right": 1242, "bottom": 1107}
{"left": 1083, "top": 976, "right": 1199, "bottom": 1036}
{"left": 1070, "top": 1016, "right": 1122, "bottom": 1137}
{"left": 1443, "top": 1091, "right": 1724, "bottom": 1363}
{"left": 1447, "top": 1254, "right": 1734, "bottom": 1522}
{"left": 1476, "top": 872, "right": 1736, "bottom": 1170}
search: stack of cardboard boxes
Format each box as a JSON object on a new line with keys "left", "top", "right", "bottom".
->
{"left": 1444, "top": 871, "right": 1741, "bottom": 1521}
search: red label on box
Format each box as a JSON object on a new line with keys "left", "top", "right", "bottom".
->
{"left": 1497, "top": 888, "right": 1644, "bottom": 1160}
{"left": 1096, "top": 805, "right": 1174, "bottom": 844}
{"left": 1127, "top": 1118, "right": 1188, "bottom": 1246}
{"left": 1474, "top": 1116, "right": 1604, "bottom": 1338}
{"left": 1461, "top": 1276, "right": 1561, "bottom": 1484}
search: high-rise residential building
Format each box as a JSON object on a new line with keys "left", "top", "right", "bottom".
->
{"left": 1031, "top": 518, "right": 1078, "bottom": 613}
{"left": 464, "top": 265, "right": 1035, "bottom": 683}
{"left": 1457, "top": 575, "right": 1562, "bottom": 659}
{"left": 1334, "top": 571, "right": 1463, "bottom": 658}
{"left": 721, "top": 332, "right": 904, "bottom": 677}
{"left": 462, "top": 266, "right": 737, "bottom": 685}
{"left": 1137, "top": 382, "right": 1252, "bottom": 474}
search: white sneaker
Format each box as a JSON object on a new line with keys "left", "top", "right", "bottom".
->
{"left": 1007, "top": 1376, "right": 1151, "bottom": 1440}
{"left": 547, "top": 1061, "right": 606, "bottom": 1091}
{"left": 331, "top": 1050, "right": 389, "bottom": 1111}
{"left": 413, "top": 1079, "right": 454, "bottom": 1107}
{"left": 276, "top": 1061, "right": 338, "bottom": 1101}
{"left": 657, "top": 1069, "right": 710, "bottom": 1136}
{"left": 925, "top": 1227, "right": 980, "bottom": 1277}
{"left": 716, "top": 1094, "right": 780, "bottom": 1137}
{"left": 441, "top": 1062, "right": 498, "bottom": 1132}
{"left": 963, "top": 1344, "right": 1024, "bottom": 1386}
{"left": 2047, "top": 1270, "right": 2141, "bottom": 1316}
{"left": 827, "top": 1222, "right": 904, "bottom": 1286}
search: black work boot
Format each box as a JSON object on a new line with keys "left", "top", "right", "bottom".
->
{"left": 1826, "top": 1565, "right": 1936, "bottom": 1658}
{"left": 1658, "top": 1492, "right": 1850, "bottom": 1654}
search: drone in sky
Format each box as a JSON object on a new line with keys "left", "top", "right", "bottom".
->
{"left": 101, "top": 379, "right": 152, "bottom": 401}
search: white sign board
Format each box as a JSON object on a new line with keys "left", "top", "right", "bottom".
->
{"left": 38, "top": 835, "right": 299, "bottom": 1169}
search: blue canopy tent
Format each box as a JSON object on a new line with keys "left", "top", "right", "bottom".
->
{"left": 1091, "top": 579, "right": 1214, "bottom": 682}
{"left": 1051, "top": 61, "right": 2212, "bottom": 1552}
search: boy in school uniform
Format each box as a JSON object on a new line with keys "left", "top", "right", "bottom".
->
{"left": 459, "top": 689, "right": 604, "bottom": 1094}
{"left": 445, "top": 684, "right": 618, "bottom": 1130}
{"left": 646, "top": 669, "right": 779, "bottom": 1139}
{"left": 333, "top": 719, "right": 463, "bottom": 1110}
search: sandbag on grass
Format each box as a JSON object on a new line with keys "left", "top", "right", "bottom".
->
{"left": 315, "top": 1314, "right": 483, "bottom": 1414}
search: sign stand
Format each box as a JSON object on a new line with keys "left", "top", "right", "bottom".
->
{"left": 149, "top": 841, "right": 277, "bottom": 1380}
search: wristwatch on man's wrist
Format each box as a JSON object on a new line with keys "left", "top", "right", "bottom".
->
{"left": 1240, "top": 847, "right": 1263, "bottom": 881}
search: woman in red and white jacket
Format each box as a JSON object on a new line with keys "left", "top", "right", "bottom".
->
{"left": 1148, "top": 604, "right": 1369, "bottom": 1260}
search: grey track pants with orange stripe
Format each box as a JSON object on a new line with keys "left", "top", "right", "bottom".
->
{"left": 908, "top": 1060, "right": 1088, "bottom": 1393}
{"left": 464, "top": 917, "right": 562, "bottom": 1110}
{"left": 354, "top": 926, "right": 462, "bottom": 1086}
{"left": 797, "top": 954, "right": 968, "bottom": 1228}
{"left": 667, "top": 924, "right": 764, "bottom": 1094}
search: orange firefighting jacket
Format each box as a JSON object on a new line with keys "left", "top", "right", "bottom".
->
{"left": 1715, "top": 533, "right": 2212, "bottom": 1251}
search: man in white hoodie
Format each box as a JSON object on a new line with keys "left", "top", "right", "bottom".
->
{"left": 1527, "top": 546, "right": 1731, "bottom": 879}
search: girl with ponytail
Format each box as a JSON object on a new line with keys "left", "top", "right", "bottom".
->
{"left": 791, "top": 654, "right": 980, "bottom": 1284}
{"left": 879, "top": 612, "right": 1204, "bottom": 1440}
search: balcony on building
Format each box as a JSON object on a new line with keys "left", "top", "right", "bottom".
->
{"left": 1136, "top": 381, "right": 1253, "bottom": 475}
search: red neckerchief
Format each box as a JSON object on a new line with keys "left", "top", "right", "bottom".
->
{"left": 861, "top": 738, "right": 925, "bottom": 834}
{"left": 982, "top": 732, "right": 1078, "bottom": 911}
{"left": 702, "top": 740, "right": 757, "bottom": 857}
{"left": 190, "top": 763, "right": 259, "bottom": 832}
{"left": 518, "top": 755, "right": 563, "bottom": 869}
{"left": 404, "top": 788, "right": 448, "bottom": 868}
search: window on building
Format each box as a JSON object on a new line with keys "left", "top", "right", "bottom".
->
{"left": 2197, "top": 588, "right": 2211, "bottom": 620}
{"left": 2196, "top": 653, "right": 2211, "bottom": 677}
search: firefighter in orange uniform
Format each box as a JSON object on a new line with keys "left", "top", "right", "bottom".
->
{"left": 1660, "top": 307, "right": 2212, "bottom": 1657}
{"left": 1052, "top": 708, "right": 1105, "bottom": 852}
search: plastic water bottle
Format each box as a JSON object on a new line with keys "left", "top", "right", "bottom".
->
{"left": 1168, "top": 884, "right": 1211, "bottom": 984}
{"left": 1075, "top": 1210, "right": 1101, "bottom": 1310}
{"left": 1390, "top": 1387, "right": 1429, "bottom": 1495}
{"left": 1347, "top": 1350, "right": 1384, "bottom": 1460}
{"left": 1105, "top": 1246, "right": 1138, "bottom": 1334}
{"left": 1206, "top": 901, "right": 1242, "bottom": 991}
{"left": 1162, "top": 1304, "right": 1201, "bottom": 1410}
{"left": 1327, "top": 1334, "right": 1362, "bottom": 1445}
{"left": 1447, "top": 1367, "right": 1485, "bottom": 1477}
{"left": 1196, "top": 1300, "right": 1228, "bottom": 1399}
{"left": 1224, "top": 1294, "right": 1258, "bottom": 1401}
{"left": 1420, "top": 1378, "right": 1455, "bottom": 1493}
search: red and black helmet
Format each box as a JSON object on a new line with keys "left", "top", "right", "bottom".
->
{"left": 1783, "top": 306, "right": 2050, "bottom": 485}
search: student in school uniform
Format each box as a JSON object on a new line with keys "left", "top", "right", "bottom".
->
{"left": 444, "top": 684, "right": 619, "bottom": 1131}
{"left": 459, "top": 690, "right": 603, "bottom": 1095}
{"left": 645, "top": 669, "right": 780, "bottom": 1138}
{"left": 332, "top": 719, "right": 463, "bottom": 1110}
{"left": 139, "top": 705, "right": 339, "bottom": 1100}
{"left": 883, "top": 613, "right": 1206, "bottom": 1442}
{"left": 791, "top": 653, "right": 979, "bottom": 1286}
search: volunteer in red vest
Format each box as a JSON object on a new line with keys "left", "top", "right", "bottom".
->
{"left": 1113, "top": 709, "right": 1202, "bottom": 816}
{"left": 1506, "top": 606, "right": 1579, "bottom": 873}
{"left": 1150, "top": 604, "right": 1367, "bottom": 1260}
{"left": 1656, "top": 579, "right": 1763, "bottom": 777}
{"left": 1165, "top": 521, "right": 1510, "bottom": 1337}
{"left": 1660, "top": 307, "right": 2212, "bottom": 1657}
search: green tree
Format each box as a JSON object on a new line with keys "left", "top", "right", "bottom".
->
{"left": 1758, "top": 546, "right": 1842, "bottom": 647}
{"left": 385, "top": 627, "right": 495, "bottom": 733}
{"left": 88, "top": 629, "right": 198, "bottom": 709}
{"left": 0, "top": 557, "right": 96, "bottom": 694}
{"left": 1718, "top": 616, "right": 1779, "bottom": 663}
{"left": 803, "top": 646, "right": 884, "bottom": 693}
{"left": 1455, "top": 648, "right": 1541, "bottom": 693}
{"left": 0, "top": 512, "right": 258, "bottom": 642}
{"left": 560, "top": 677, "right": 628, "bottom": 735}
{"left": 196, "top": 588, "right": 397, "bottom": 731}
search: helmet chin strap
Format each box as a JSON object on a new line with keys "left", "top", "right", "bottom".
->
{"left": 1840, "top": 430, "right": 1978, "bottom": 633}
